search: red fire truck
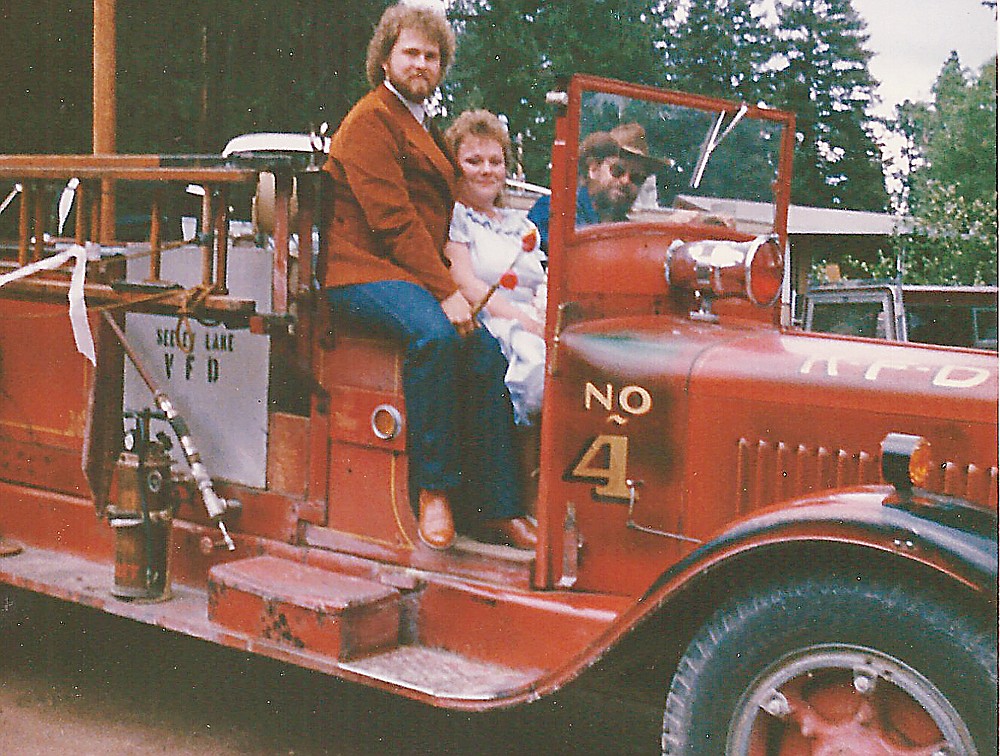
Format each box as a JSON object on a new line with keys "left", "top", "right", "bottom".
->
{"left": 0, "top": 75, "right": 996, "bottom": 754}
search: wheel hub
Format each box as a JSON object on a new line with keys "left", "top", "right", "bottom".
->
{"left": 730, "top": 645, "right": 975, "bottom": 755}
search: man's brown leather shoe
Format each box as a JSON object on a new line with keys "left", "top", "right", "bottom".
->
{"left": 418, "top": 489, "right": 455, "bottom": 550}
{"left": 482, "top": 517, "right": 537, "bottom": 550}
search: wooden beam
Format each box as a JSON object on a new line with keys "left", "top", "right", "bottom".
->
{"left": 93, "top": 0, "right": 117, "bottom": 242}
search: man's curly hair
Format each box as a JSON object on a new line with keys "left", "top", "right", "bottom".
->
{"left": 366, "top": 3, "right": 456, "bottom": 89}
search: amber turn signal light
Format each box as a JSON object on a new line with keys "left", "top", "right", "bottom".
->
{"left": 880, "top": 433, "right": 932, "bottom": 493}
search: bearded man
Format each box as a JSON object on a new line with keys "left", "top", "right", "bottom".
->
{"left": 318, "top": 3, "right": 536, "bottom": 551}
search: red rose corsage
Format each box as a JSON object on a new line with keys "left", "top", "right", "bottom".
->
{"left": 522, "top": 223, "right": 540, "bottom": 252}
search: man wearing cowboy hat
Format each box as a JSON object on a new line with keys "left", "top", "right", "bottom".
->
{"left": 528, "top": 122, "right": 666, "bottom": 250}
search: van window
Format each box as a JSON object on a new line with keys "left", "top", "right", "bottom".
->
{"left": 811, "top": 300, "right": 888, "bottom": 338}
{"left": 973, "top": 307, "right": 998, "bottom": 350}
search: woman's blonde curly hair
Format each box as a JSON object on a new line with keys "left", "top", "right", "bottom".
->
{"left": 444, "top": 110, "right": 512, "bottom": 206}
{"left": 444, "top": 109, "right": 511, "bottom": 160}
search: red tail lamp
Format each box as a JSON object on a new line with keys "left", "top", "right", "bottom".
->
{"left": 371, "top": 404, "right": 404, "bottom": 441}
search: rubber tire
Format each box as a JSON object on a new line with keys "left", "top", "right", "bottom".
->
{"left": 661, "top": 572, "right": 998, "bottom": 755}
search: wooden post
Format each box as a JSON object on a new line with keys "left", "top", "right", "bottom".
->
{"left": 213, "top": 186, "right": 229, "bottom": 294}
{"left": 148, "top": 187, "right": 162, "bottom": 281}
{"left": 75, "top": 182, "right": 88, "bottom": 245}
{"left": 200, "top": 190, "right": 214, "bottom": 286}
{"left": 89, "top": 189, "right": 102, "bottom": 243}
{"left": 18, "top": 184, "right": 33, "bottom": 266}
{"left": 296, "top": 173, "right": 316, "bottom": 294}
{"left": 272, "top": 170, "right": 292, "bottom": 315}
{"left": 93, "top": 0, "right": 117, "bottom": 243}
{"left": 295, "top": 172, "right": 318, "bottom": 370}
{"left": 32, "top": 185, "right": 47, "bottom": 262}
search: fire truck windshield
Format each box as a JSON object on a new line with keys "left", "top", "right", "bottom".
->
{"left": 575, "top": 86, "right": 787, "bottom": 236}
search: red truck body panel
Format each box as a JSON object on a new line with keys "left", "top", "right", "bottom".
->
{"left": 0, "top": 76, "right": 995, "bottom": 740}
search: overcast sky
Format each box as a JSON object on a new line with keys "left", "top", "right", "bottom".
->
{"left": 850, "top": 0, "right": 997, "bottom": 115}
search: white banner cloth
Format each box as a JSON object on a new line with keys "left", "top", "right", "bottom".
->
{"left": 0, "top": 243, "right": 99, "bottom": 365}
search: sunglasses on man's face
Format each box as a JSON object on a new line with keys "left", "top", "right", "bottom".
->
{"left": 607, "top": 159, "right": 649, "bottom": 185}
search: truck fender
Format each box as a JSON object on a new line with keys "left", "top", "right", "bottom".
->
{"left": 566, "top": 486, "right": 995, "bottom": 723}
{"left": 641, "top": 485, "right": 997, "bottom": 613}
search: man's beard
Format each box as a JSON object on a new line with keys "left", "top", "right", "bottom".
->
{"left": 592, "top": 185, "right": 638, "bottom": 221}
{"left": 388, "top": 71, "right": 437, "bottom": 103}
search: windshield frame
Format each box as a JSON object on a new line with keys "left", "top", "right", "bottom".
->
{"left": 548, "top": 75, "right": 796, "bottom": 258}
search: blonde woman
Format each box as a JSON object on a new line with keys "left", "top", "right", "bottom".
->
{"left": 444, "top": 110, "right": 547, "bottom": 426}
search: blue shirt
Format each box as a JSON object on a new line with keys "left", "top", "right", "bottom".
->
{"left": 527, "top": 186, "right": 600, "bottom": 252}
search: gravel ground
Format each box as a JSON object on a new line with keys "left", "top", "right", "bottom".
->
{"left": 0, "top": 588, "right": 663, "bottom": 755}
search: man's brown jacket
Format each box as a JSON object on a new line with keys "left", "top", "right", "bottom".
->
{"left": 320, "top": 84, "right": 459, "bottom": 300}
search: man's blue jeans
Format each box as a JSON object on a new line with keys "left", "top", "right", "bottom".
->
{"left": 325, "top": 281, "right": 521, "bottom": 524}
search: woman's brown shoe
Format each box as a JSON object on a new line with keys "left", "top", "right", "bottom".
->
{"left": 417, "top": 490, "right": 455, "bottom": 550}
{"left": 0, "top": 537, "right": 22, "bottom": 557}
{"left": 481, "top": 517, "right": 537, "bottom": 550}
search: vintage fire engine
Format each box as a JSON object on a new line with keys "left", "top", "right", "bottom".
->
{"left": 0, "top": 75, "right": 996, "bottom": 754}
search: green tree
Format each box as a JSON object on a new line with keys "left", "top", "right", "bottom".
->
{"left": 447, "top": 0, "right": 674, "bottom": 183}
{"left": 0, "top": 0, "right": 93, "bottom": 153}
{"left": 116, "top": 0, "right": 384, "bottom": 154}
{"left": 920, "top": 54, "right": 997, "bottom": 208}
{"left": 446, "top": 0, "right": 549, "bottom": 180}
{"left": 892, "top": 55, "right": 998, "bottom": 285}
{"left": 771, "top": 0, "right": 886, "bottom": 210}
{"left": 897, "top": 183, "right": 998, "bottom": 285}
{"left": 662, "top": 0, "right": 774, "bottom": 104}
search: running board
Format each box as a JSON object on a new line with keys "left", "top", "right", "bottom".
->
{"left": 341, "top": 645, "right": 541, "bottom": 700}
{"left": 0, "top": 546, "right": 543, "bottom": 704}
{"left": 207, "top": 555, "right": 547, "bottom": 701}
{"left": 0, "top": 545, "right": 618, "bottom": 706}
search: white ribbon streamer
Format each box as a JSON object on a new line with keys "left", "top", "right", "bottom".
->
{"left": 0, "top": 185, "right": 21, "bottom": 219}
{"left": 58, "top": 178, "right": 80, "bottom": 235}
{"left": 0, "top": 243, "right": 98, "bottom": 365}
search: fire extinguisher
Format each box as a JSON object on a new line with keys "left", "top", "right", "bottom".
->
{"left": 107, "top": 408, "right": 177, "bottom": 601}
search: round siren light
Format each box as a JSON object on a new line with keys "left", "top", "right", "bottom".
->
{"left": 746, "top": 235, "right": 784, "bottom": 306}
{"left": 665, "top": 234, "right": 784, "bottom": 307}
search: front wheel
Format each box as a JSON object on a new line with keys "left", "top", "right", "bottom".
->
{"left": 662, "top": 572, "right": 997, "bottom": 755}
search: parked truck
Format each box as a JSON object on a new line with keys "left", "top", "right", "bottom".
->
{"left": 805, "top": 279, "right": 998, "bottom": 350}
{"left": 0, "top": 75, "right": 995, "bottom": 754}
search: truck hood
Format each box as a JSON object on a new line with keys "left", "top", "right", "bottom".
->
{"left": 560, "top": 316, "right": 997, "bottom": 425}
{"left": 559, "top": 315, "right": 997, "bottom": 512}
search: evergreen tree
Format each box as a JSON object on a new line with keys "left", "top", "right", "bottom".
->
{"left": 446, "top": 0, "right": 549, "bottom": 180}
{"left": 0, "top": 0, "right": 93, "bottom": 153}
{"left": 771, "top": 0, "right": 886, "bottom": 210}
{"left": 447, "top": 0, "right": 674, "bottom": 183}
{"left": 0, "top": 0, "right": 385, "bottom": 156}
{"left": 116, "top": 0, "right": 384, "bottom": 154}
{"left": 662, "top": 0, "right": 773, "bottom": 104}
{"left": 922, "top": 54, "right": 998, "bottom": 208}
